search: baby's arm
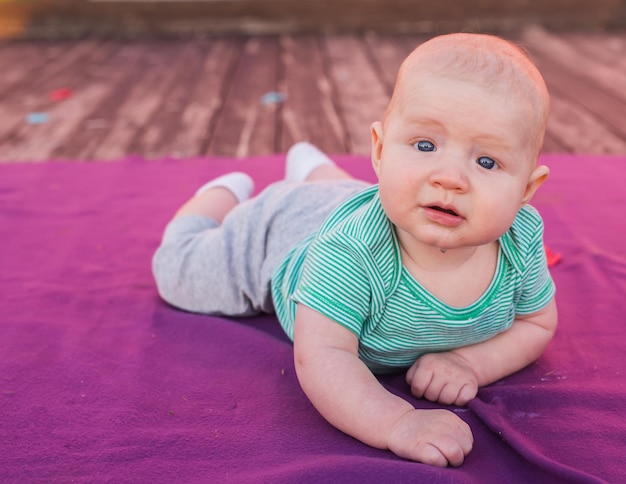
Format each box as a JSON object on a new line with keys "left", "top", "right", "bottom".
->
{"left": 406, "top": 298, "right": 558, "bottom": 405}
{"left": 294, "top": 304, "right": 473, "bottom": 467}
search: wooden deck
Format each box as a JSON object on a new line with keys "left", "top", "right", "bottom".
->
{"left": 1, "top": 26, "right": 625, "bottom": 162}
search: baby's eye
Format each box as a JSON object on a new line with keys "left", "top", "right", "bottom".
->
{"left": 414, "top": 140, "right": 436, "bottom": 152}
{"left": 476, "top": 156, "right": 496, "bottom": 170}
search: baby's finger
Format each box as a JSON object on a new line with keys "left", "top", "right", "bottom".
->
{"left": 444, "top": 419, "right": 474, "bottom": 466}
{"left": 431, "top": 435, "right": 469, "bottom": 467}
{"left": 437, "top": 382, "right": 462, "bottom": 406}
{"left": 409, "top": 368, "right": 435, "bottom": 399}
{"left": 456, "top": 383, "right": 478, "bottom": 406}
{"left": 414, "top": 443, "right": 449, "bottom": 468}
{"left": 422, "top": 376, "right": 446, "bottom": 402}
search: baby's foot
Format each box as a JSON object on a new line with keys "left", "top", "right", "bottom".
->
{"left": 195, "top": 172, "right": 254, "bottom": 203}
{"left": 285, "top": 142, "right": 335, "bottom": 182}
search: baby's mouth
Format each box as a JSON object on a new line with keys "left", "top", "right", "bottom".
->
{"left": 428, "top": 205, "right": 460, "bottom": 217}
{"left": 423, "top": 204, "right": 464, "bottom": 226}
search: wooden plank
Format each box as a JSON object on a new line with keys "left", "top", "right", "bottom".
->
{"left": 149, "top": 38, "right": 243, "bottom": 159}
{"left": 364, "top": 33, "right": 425, "bottom": 93}
{"left": 522, "top": 27, "right": 626, "bottom": 106}
{"left": 207, "top": 37, "right": 280, "bottom": 157}
{"left": 564, "top": 32, "right": 626, "bottom": 72}
{"left": 3, "top": 39, "right": 112, "bottom": 100}
{"left": 0, "top": 41, "right": 51, "bottom": 94}
{"left": 56, "top": 42, "right": 156, "bottom": 160}
{"left": 0, "top": 39, "right": 105, "bottom": 102}
{"left": 531, "top": 48, "right": 626, "bottom": 141}
{"left": 89, "top": 41, "right": 196, "bottom": 161}
{"left": 545, "top": 89, "right": 626, "bottom": 154}
{"left": 323, "top": 34, "right": 390, "bottom": 155}
{"left": 518, "top": 28, "right": 626, "bottom": 154}
{"left": 129, "top": 39, "right": 223, "bottom": 159}
{"left": 278, "top": 35, "right": 347, "bottom": 154}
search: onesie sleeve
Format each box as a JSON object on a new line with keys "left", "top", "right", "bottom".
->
{"left": 514, "top": 210, "right": 556, "bottom": 315}
{"left": 291, "top": 233, "right": 372, "bottom": 337}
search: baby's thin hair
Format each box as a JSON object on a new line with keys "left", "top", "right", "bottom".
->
{"left": 405, "top": 34, "right": 540, "bottom": 95}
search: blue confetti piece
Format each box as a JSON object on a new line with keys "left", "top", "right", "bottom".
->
{"left": 260, "top": 91, "right": 285, "bottom": 105}
{"left": 26, "top": 112, "right": 49, "bottom": 125}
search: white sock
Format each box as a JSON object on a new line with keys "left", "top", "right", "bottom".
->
{"left": 285, "top": 142, "right": 335, "bottom": 182}
{"left": 194, "top": 172, "right": 254, "bottom": 203}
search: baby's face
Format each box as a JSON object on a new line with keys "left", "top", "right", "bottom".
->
{"left": 372, "top": 70, "right": 548, "bottom": 253}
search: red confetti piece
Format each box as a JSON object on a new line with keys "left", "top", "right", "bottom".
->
{"left": 49, "top": 88, "right": 73, "bottom": 101}
{"left": 544, "top": 244, "right": 562, "bottom": 267}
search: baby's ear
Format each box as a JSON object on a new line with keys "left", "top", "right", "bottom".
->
{"left": 522, "top": 164, "right": 550, "bottom": 206}
{"left": 371, "top": 121, "right": 384, "bottom": 175}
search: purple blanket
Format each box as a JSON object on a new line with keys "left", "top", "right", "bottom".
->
{"left": 1, "top": 154, "right": 625, "bottom": 483}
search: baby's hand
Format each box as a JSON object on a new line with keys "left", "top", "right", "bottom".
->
{"left": 387, "top": 408, "right": 473, "bottom": 466}
{"left": 406, "top": 352, "right": 479, "bottom": 406}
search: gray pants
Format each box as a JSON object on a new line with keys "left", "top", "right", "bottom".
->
{"left": 152, "top": 179, "right": 368, "bottom": 316}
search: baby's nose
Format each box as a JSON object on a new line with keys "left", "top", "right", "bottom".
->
{"left": 430, "top": 159, "right": 469, "bottom": 192}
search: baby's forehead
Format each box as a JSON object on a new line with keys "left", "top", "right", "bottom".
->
{"left": 389, "top": 34, "right": 549, "bottom": 126}
{"left": 402, "top": 35, "right": 535, "bottom": 92}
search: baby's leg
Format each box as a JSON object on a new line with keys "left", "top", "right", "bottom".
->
{"left": 153, "top": 172, "right": 259, "bottom": 316}
{"left": 173, "top": 172, "right": 254, "bottom": 223}
{"left": 285, "top": 142, "right": 354, "bottom": 182}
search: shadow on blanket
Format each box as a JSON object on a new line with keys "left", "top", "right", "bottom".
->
{"left": 1, "top": 154, "right": 624, "bottom": 483}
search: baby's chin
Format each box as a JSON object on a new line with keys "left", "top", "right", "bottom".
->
{"left": 423, "top": 236, "right": 501, "bottom": 254}
{"left": 396, "top": 222, "right": 502, "bottom": 254}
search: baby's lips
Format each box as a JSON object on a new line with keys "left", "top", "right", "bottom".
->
{"left": 422, "top": 206, "right": 464, "bottom": 227}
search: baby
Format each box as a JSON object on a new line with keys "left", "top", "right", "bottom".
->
{"left": 153, "top": 33, "right": 557, "bottom": 467}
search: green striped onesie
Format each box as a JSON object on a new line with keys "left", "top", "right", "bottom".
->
{"left": 271, "top": 185, "right": 555, "bottom": 374}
